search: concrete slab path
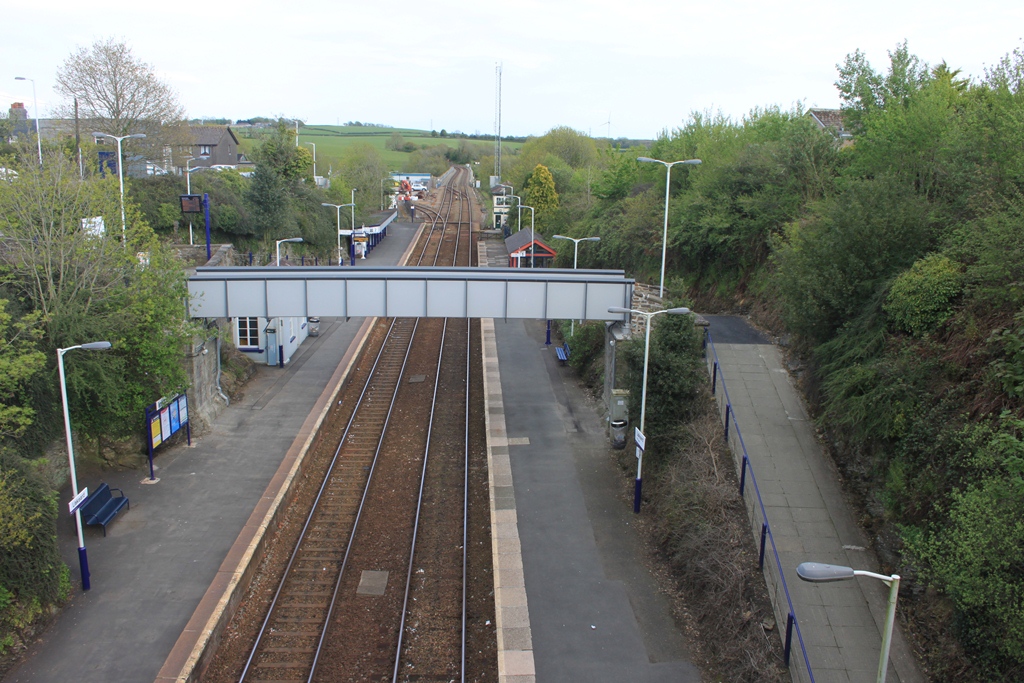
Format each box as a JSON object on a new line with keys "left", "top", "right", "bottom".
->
{"left": 705, "top": 315, "right": 925, "bottom": 683}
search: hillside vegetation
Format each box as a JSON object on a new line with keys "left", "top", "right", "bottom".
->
{"left": 533, "top": 43, "right": 1024, "bottom": 681}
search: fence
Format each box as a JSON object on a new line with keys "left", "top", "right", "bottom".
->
{"left": 703, "top": 330, "right": 816, "bottom": 683}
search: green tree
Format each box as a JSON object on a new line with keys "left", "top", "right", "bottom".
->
{"left": 0, "top": 149, "right": 198, "bottom": 441}
{"left": 522, "top": 164, "right": 559, "bottom": 231}
{"left": 0, "top": 303, "right": 46, "bottom": 439}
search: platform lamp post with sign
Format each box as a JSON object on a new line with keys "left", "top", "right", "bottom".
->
{"left": 322, "top": 202, "right": 354, "bottom": 265}
{"left": 59, "top": 341, "right": 113, "bottom": 591}
{"left": 552, "top": 234, "right": 600, "bottom": 336}
{"left": 93, "top": 132, "right": 146, "bottom": 245}
{"left": 608, "top": 306, "right": 691, "bottom": 512}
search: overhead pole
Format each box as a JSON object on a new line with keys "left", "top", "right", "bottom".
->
{"left": 494, "top": 62, "right": 502, "bottom": 180}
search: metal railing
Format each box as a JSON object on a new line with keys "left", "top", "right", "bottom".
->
{"left": 703, "top": 330, "right": 816, "bottom": 683}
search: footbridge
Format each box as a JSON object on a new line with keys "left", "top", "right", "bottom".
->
{"left": 188, "top": 266, "right": 634, "bottom": 321}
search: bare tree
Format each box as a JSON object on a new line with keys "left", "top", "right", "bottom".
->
{"left": 54, "top": 38, "right": 188, "bottom": 162}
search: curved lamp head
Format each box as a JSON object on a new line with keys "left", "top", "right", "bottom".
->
{"left": 796, "top": 562, "right": 856, "bottom": 583}
{"left": 81, "top": 341, "right": 112, "bottom": 351}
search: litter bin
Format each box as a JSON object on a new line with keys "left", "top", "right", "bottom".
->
{"left": 610, "top": 419, "right": 628, "bottom": 449}
{"left": 308, "top": 317, "right": 320, "bottom": 337}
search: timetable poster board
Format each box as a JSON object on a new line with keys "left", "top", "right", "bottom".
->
{"left": 160, "top": 407, "right": 171, "bottom": 441}
{"left": 169, "top": 400, "right": 180, "bottom": 434}
{"left": 146, "top": 393, "right": 191, "bottom": 451}
{"left": 150, "top": 412, "right": 163, "bottom": 448}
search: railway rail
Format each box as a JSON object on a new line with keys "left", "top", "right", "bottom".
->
{"left": 205, "top": 166, "right": 494, "bottom": 683}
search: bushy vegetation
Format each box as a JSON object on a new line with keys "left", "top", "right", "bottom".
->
{"left": 539, "top": 42, "right": 1024, "bottom": 681}
{"left": 0, "top": 146, "right": 198, "bottom": 655}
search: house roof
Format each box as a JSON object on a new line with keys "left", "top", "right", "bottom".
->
{"left": 808, "top": 109, "right": 851, "bottom": 138}
{"left": 504, "top": 229, "right": 555, "bottom": 255}
{"left": 190, "top": 125, "right": 239, "bottom": 146}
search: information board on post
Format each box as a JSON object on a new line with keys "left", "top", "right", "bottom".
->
{"left": 634, "top": 427, "right": 646, "bottom": 460}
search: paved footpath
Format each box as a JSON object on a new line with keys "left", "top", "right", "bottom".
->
{"left": 2, "top": 222, "right": 420, "bottom": 683}
{"left": 705, "top": 315, "right": 925, "bottom": 683}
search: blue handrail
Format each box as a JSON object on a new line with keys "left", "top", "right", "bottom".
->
{"left": 703, "top": 330, "right": 816, "bottom": 682}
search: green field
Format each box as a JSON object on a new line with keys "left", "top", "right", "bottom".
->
{"left": 237, "top": 124, "right": 521, "bottom": 172}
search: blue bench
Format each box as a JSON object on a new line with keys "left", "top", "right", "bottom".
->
{"left": 555, "top": 341, "right": 571, "bottom": 365}
{"left": 80, "top": 483, "right": 129, "bottom": 536}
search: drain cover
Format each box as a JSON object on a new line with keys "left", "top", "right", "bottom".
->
{"left": 357, "top": 570, "right": 389, "bottom": 596}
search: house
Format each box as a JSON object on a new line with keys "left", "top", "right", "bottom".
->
{"left": 808, "top": 109, "right": 853, "bottom": 144}
{"left": 188, "top": 126, "right": 242, "bottom": 168}
{"left": 504, "top": 228, "right": 556, "bottom": 268}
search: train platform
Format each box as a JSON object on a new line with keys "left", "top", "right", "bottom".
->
{"left": 476, "top": 235, "right": 699, "bottom": 682}
{"left": 1, "top": 222, "right": 422, "bottom": 683}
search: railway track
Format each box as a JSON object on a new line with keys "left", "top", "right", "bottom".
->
{"left": 209, "top": 166, "right": 494, "bottom": 683}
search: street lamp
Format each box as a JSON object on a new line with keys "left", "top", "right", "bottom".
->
{"left": 322, "top": 202, "right": 354, "bottom": 264}
{"left": 58, "top": 341, "right": 113, "bottom": 591}
{"left": 637, "top": 156, "right": 702, "bottom": 298}
{"left": 607, "top": 305, "right": 691, "bottom": 512}
{"left": 185, "top": 159, "right": 204, "bottom": 246}
{"left": 553, "top": 234, "right": 600, "bottom": 335}
{"left": 14, "top": 77, "right": 42, "bottom": 166}
{"left": 520, "top": 204, "right": 535, "bottom": 267}
{"left": 275, "top": 237, "right": 303, "bottom": 266}
{"left": 796, "top": 562, "right": 901, "bottom": 683}
{"left": 305, "top": 142, "right": 316, "bottom": 182}
{"left": 93, "top": 132, "right": 147, "bottom": 244}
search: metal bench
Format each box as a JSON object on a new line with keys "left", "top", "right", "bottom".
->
{"left": 80, "top": 483, "right": 129, "bottom": 536}
{"left": 555, "top": 341, "right": 571, "bottom": 365}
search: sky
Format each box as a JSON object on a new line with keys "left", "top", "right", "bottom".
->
{"left": 3, "top": 0, "right": 1023, "bottom": 140}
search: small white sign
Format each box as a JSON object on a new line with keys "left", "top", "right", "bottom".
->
{"left": 634, "top": 428, "right": 646, "bottom": 450}
{"left": 69, "top": 487, "right": 89, "bottom": 515}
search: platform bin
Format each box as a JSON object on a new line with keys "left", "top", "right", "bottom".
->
{"left": 308, "top": 317, "right": 320, "bottom": 337}
{"left": 610, "top": 419, "right": 628, "bottom": 449}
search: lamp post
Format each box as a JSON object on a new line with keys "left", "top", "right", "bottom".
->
{"left": 93, "top": 132, "right": 147, "bottom": 244}
{"left": 185, "top": 160, "right": 204, "bottom": 246}
{"left": 275, "top": 237, "right": 303, "bottom": 266}
{"left": 14, "top": 77, "right": 42, "bottom": 166}
{"left": 58, "top": 341, "right": 113, "bottom": 591}
{"left": 796, "top": 562, "right": 901, "bottom": 683}
{"left": 350, "top": 188, "right": 357, "bottom": 230}
{"left": 322, "top": 202, "right": 354, "bottom": 264}
{"left": 520, "top": 204, "right": 535, "bottom": 267}
{"left": 608, "top": 305, "right": 691, "bottom": 512}
{"left": 637, "top": 156, "right": 701, "bottom": 298}
{"left": 305, "top": 142, "right": 316, "bottom": 182}
{"left": 553, "top": 234, "right": 600, "bottom": 335}
{"left": 500, "top": 192, "right": 521, "bottom": 233}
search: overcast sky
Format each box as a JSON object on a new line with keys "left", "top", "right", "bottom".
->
{"left": 3, "top": 0, "right": 1023, "bottom": 140}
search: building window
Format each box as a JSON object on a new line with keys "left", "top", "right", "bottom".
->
{"left": 237, "top": 317, "right": 259, "bottom": 347}
{"left": 199, "top": 145, "right": 211, "bottom": 157}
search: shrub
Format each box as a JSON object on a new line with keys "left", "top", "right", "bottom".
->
{"left": 905, "top": 416, "right": 1024, "bottom": 674}
{"left": 885, "top": 254, "right": 963, "bottom": 336}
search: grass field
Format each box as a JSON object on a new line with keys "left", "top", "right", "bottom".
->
{"left": 237, "top": 124, "right": 521, "bottom": 172}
